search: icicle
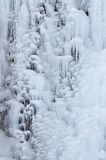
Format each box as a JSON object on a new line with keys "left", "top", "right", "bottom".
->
{"left": 16, "top": 3, "right": 30, "bottom": 41}
{"left": 64, "top": 37, "right": 85, "bottom": 62}
{"left": 68, "top": 8, "right": 90, "bottom": 45}
{"left": 90, "top": 0, "right": 106, "bottom": 49}
{"left": 43, "top": 54, "right": 72, "bottom": 77}
{"left": 0, "top": 0, "right": 9, "bottom": 88}
{"left": 0, "top": 0, "right": 8, "bottom": 43}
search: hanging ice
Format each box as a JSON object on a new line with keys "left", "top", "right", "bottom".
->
{"left": 16, "top": 3, "right": 30, "bottom": 41}
{"left": 90, "top": 0, "right": 106, "bottom": 49}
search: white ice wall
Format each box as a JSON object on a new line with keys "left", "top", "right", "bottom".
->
{"left": 16, "top": 3, "right": 30, "bottom": 41}
{"left": 0, "top": 0, "right": 9, "bottom": 88}
{"left": 90, "top": 0, "right": 106, "bottom": 49}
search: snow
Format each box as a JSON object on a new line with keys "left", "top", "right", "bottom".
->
{"left": 76, "top": 50, "right": 106, "bottom": 108}
{"left": 33, "top": 48, "right": 106, "bottom": 160}
{"left": 0, "top": 130, "right": 15, "bottom": 160}
{"left": 30, "top": 1, "right": 106, "bottom": 160}
{"left": 1, "top": 0, "right": 106, "bottom": 160}
{"left": 61, "top": 49, "right": 106, "bottom": 160}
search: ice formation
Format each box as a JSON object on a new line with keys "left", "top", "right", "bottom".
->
{"left": 0, "top": 0, "right": 106, "bottom": 160}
